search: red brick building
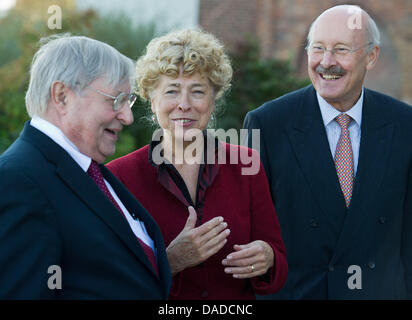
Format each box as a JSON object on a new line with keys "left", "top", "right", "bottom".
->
{"left": 199, "top": 0, "right": 412, "bottom": 103}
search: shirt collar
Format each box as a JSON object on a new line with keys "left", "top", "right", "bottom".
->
{"left": 30, "top": 116, "right": 92, "bottom": 172}
{"left": 317, "top": 87, "right": 364, "bottom": 127}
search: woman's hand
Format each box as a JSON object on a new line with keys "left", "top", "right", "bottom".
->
{"left": 166, "top": 206, "right": 230, "bottom": 276}
{"left": 222, "top": 240, "right": 274, "bottom": 279}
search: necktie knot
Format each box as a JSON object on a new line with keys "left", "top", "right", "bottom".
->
{"left": 88, "top": 159, "right": 123, "bottom": 213}
{"left": 87, "top": 160, "right": 107, "bottom": 190}
{"left": 335, "top": 113, "right": 352, "bottom": 129}
{"left": 87, "top": 160, "right": 101, "bottom": 179}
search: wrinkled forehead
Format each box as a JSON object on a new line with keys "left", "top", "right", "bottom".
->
{"left": 312, "top": 8, "right": 367, "bottom": 45}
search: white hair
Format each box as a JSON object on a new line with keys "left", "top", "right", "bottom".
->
{"left": 25, "top": 34, "right": 135, "bottom": 117}
{"left": 307, "top": 5, "right": 381, "bottom": 52}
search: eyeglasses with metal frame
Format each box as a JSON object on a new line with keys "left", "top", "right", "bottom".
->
{"left": 306, "top": 42, "right": 373, "bottom": 57}
{"left": 89, "top": 87, "right": 138, "bottom": 111}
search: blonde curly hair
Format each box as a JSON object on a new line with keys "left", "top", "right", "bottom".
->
{"left": 136, "top": 29, "right": 232, "bottom": 101}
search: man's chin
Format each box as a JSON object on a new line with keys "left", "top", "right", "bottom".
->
{"left": 315, "top": 84, "right": 344, "bottom": 101}
{"left": 95, "top": 148, "right": 115, "bottom": 164}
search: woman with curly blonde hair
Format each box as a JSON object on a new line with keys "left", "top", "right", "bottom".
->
{"left": 107, "top": 29, "right": 287, "bottom": 300}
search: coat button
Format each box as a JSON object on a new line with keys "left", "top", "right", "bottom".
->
{"left": 368, "top": 261, "right": 375, "bottom": 269}
{"left": 200, "top": 290, "right": 209, "bottom": 298}
{"left": 309, "top": 219, "right": 318, "bottom": 228}
{"left": 378, "top": 217, "right": 386, "bottom": 224}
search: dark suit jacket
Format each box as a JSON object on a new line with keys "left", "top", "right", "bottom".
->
{"left": 243, "top": 85, "right": 412, "bottom": 299}
{"left": 0, "top": 122, "right": 171, "bottom": 299}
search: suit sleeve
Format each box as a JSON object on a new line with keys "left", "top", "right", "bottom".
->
{"left": 0, "top": 167, "right": 61, "bottom": 299}
{"left": 248, "top": 150, "right": 288, "bottom": 295}
{"left": 402, "top": 161, "right": 412, "bottom": 299}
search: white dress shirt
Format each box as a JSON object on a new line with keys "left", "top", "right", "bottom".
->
{"left": 30, "top": 116, "right": 155, "bottom": 250}
{"left": 317, "top": 88, "right": 363, "bottom": 176}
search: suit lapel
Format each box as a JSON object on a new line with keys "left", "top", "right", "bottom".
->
{"left": 349, "top": 90, "right": 393, "bottom": 210}
{"left": 331, "top": 89, "right": 394, "bottom": 261}
{"left": 286, "top": 86, "right": 347, "bottom": 233}
{"left": 102, "top": 166, "right": 169, "bottom": 282}
{"left": 21, "top": 123, "right": 162, "bottom": 280}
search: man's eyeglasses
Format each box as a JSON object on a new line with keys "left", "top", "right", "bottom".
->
{"left": 306, "top": 42, "right": 373, "bottom": 58}
{"left": 89, "top": 87, "right": 137, "bottom": 111}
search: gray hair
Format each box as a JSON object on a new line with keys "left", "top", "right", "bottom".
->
{"left": 25, "top": 34, "right": 135, "bottom": 117}
{"left": 307, "top": 5, "right": 381, "bottom": 52}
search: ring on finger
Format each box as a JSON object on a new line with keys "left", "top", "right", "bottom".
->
{"left": 250, "top": 265, "right": 255, "bottom": 272}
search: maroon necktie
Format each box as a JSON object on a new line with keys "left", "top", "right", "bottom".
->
{"left": 87, "top": 160, "right": 159, "bottom": 275}
{"left": 334, "top": 114, "right": 354, "bottom": 208}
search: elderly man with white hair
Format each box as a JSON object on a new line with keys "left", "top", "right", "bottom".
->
{"left": 0, "top": 34, "right": 171, "bottom": 299}
{"left": 244, "top": 5, "right": 412, "bottom": 299}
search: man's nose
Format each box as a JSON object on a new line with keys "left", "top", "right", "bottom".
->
{"left": 117, "top": 105, "right": 134, "bottom": 126}
{"left": 320, "top": 50, "right": 337, "bottom": 68}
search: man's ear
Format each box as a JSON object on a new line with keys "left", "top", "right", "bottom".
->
{"left": 366, "top": 46, "right": 380, "bottom": 71}
{"left": 50, "top": 81, "right": 69, "bottom": 114}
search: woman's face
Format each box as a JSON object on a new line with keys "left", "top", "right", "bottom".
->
{"left": 150, "top": 68, "right": 215, "bottom": 143}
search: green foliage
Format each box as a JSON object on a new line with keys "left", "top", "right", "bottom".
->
{"left": 0, "top": 12, "right": 23, "bottom": 68}
{"left": 217, "top": 41, "right": 310, "bottom": 130}
{"left": 0, "top": 85, "right": 28, "bottom": 152}
{"left": 84, "top": 13, "right": 156, "bottom": 60}
{"left": 0, "top": 8, "right": 156, "bottom": 155}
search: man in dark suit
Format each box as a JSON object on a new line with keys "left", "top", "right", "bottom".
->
{"left": 243, "top": 5, "right": 412, "bottom": 299}
{"left": 0, "top": 35, "right": 171, "bottom": 299}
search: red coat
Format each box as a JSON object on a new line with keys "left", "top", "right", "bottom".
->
{"left": 107, "top": 142, "right": 287, "bottom": 299}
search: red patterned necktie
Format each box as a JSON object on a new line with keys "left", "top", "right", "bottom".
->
{"left": 334, "top": 114, "right": 354, "bottom": 208}
{"left": 87, "top": 160, "right": 158, "bottom": 275}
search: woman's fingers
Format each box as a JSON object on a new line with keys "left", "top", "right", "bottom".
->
{"left": 224, "top": 242, "right": 261, "bottom": 262}
{"left": 222, "top": 241, "right": 274, "bottom": 278}
{"left": 193, "top": 220, "right": 230, "bottom": 260}
{"left": 194, "top": 216, "right": 226, "bottom": 238}
{"left": 202, "top": 227, "right": 230, "bottom": 254}
{"left": 199, "top": 220, "right": 230, "bottom": 244}
{"left": 169, "top": 213, "right": 230, "bottom": 270}
{"left": 223, "top": 263, "right": 263, "bottom": 278}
